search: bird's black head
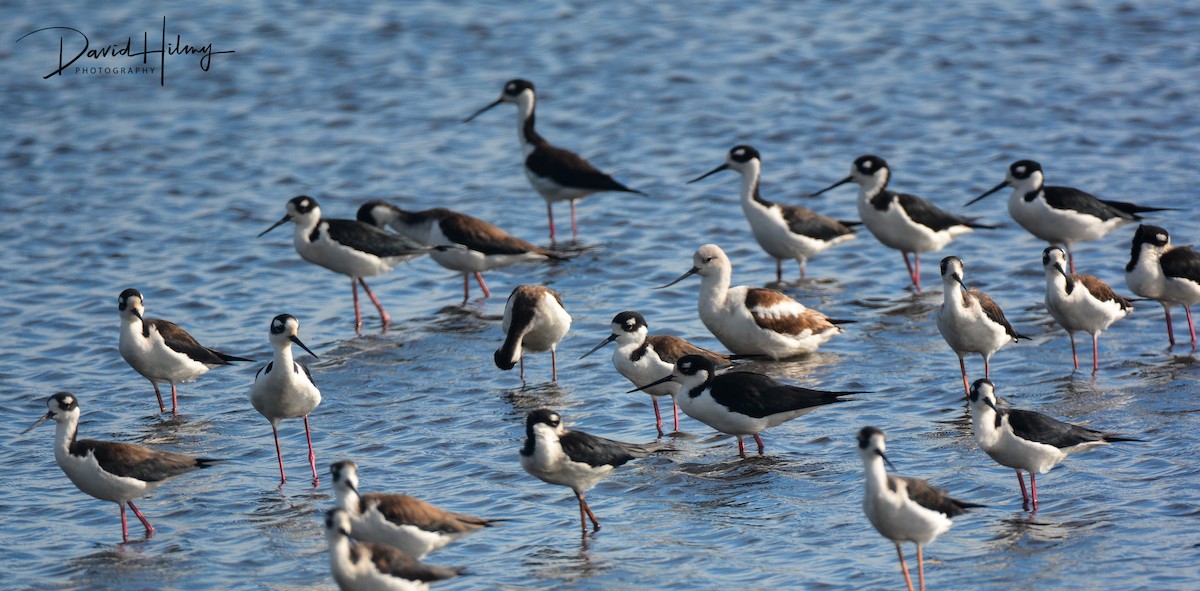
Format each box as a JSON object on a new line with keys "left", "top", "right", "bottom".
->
{"left": 289, "top": 195, "right": 318, "bottom": 214}
{"left": 853, "top": 154, "right": 888, "bottom": 175}
{"left": 51, "top": 391, "right": 78, "bottom": 412}
{"left": 856, "top": 426, "right": 884, "bottom": 450}
{"left": 270, "top": 314, "right": 296, "bottom": 335}
{"left": 1133, "top": 224, "right": 1170, "bottom": 249}
{"left": 1009, "top": 159, "right": 1042, "bottom": 180}
{"left": 526, "top": 409, "right": 562, "bottom": 430}
{"left": 676, "top": 354, "right": 716, "bottom": 378}
{"left": 940, "top": 256, "right": 964, "bottom": 277}
{"left": 503, "top": 79, "right": 535, "bottom": 98}
{"left": 967, "top": 378, "right": 997, "bottom": 406}
{"left": 729, "top": 145, "right": 761, "bottom": 163}
{"left": 613, "top": 311, "right": 647, "bottom": 334}
{"left": 117, "top": 288, "right": 142, "bottom": 312}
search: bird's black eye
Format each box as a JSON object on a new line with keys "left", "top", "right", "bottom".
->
{"left": 704, "top": 257, "right": 714, "bottom": 263}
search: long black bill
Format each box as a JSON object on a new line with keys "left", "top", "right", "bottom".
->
{"left": 258, "top": 214, "right": 292, "bottom": 237}
{"left": 965, "top": 180, "right": 1008, "bottom": 206}
{"left": 627, "top": 373, "right": 675, "bottom": 393}
{"left": 21, "top": 411, "right": 53, "bottom": 435}
{"left": 877, "top": 449, "right": 898, "bottom": 472}
{"left": 579, "top": 334, "right": 617, "bottom": 360}
{"left": 687, "top": 163, "right": 729, "bottom": 184}
{"left": 290, "top": 335, "right": 319, "bottom": 359}
{"left": 463, "top": 98, "right": 503, "bottom": 123}
{"left": 655, "top": 267, "right": 700, "bottom": 290}
{"left": 807, "top": 176, "right": 853, "bottom": 197}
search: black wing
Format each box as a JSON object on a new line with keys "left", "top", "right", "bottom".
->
{"left": 526, "top": 145, "right": 642, "bottom": 194}
{"left": 891, "top": 475, "right": 981, "bottom": 517}
{"left": 146, "top": 319, "right": 234, "bottom": 365}
{"left": 323, "top": 218, "right": 434, "bottom": 258}
{"left": 893, "top": 192, "right": 991, "bottom": 231}
{"left": 779, "top": 205, "right": 855, "bottom": 240}
{"left": 1162, "top": 246, "right": 1200, "bottom": 283}
{"left": 1041, "top": 186, "right": 1129, "bottom": 221}
{"left": 558, "top": 429, "right": 658, "bottom": 468}
{"left": 707, "top": 372, "right": 853, "bottom": 418}
{"left": 1005, "top": 408, "right": 1109, "bottom": 449}
{"left": 438, "top": 212, "right": 543, "bottom": 256}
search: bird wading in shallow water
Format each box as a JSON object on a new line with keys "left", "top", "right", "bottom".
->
{"left": 1125, "top": 224, "right": 1200, "bottom": 349}
{"left": 857, "top": 426, "right": 981, "bottom": 591}
{"left": 1041, "top": 247, "right": 1132, "bottom": 373}
{"left": 464, "top": 78, "right": 644, "bottom": 243}
{"left": 249, "top": 314, "right": 321, "bottom": 487}
{"left": 936, "top": 256, "right": 1026, "bottom": 396}
{"left": 324, "top": 508, "right": 463, "bottom": 591}
{"left": 494, "top": 285, "right": 571, "bottom": 384}
{"left": 117, "top": 288, "right": 251, "bottom": 416}
{"left": 23, "top": 392, "right": 222, "bottom": 542}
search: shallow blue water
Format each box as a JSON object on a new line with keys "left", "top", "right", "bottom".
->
{"left": 2, "top": 1, "right": 1200, "bottom": 589}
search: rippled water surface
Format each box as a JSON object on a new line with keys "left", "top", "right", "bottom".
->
{"left": 3, "top": 2, "right": 1200, "bottom": 590}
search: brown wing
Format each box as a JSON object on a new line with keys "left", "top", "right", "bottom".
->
{"left": 361, "top": 493, "right": 495, "bottom": 534}
{"left": 744, "top": 288, "right": 837, "bottom": 336}
{"left": 965, "top": 290, "right": 1022, "bottom": 339}
{"left": 74, "top": 439, "right": 208, "bottom": 482}
{"left": 645, "top": 335, "right": 731, "bottom": 365}
{"left": 351, "top": 543, "right": 463, "bottom": 583}
{"left": 434, "top": 209, "right": 547, "bottom": 256}
{"left": 1073, "top": 274, "right": 1133, "bottom": 311}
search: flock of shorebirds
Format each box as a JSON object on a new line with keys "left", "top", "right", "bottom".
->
{"left": 23, "top": 78, "right": 1200, "bottom": 590}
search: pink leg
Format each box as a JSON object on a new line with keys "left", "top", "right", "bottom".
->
{"left": 1163, "top": 303, "right": 1175, "bottom": 346}
{"left": 551, "top": 348, "right": 558, "bottom": 382}
{"left": 151, "top": 382, "right": 166, "bottom": 414}
{"left": 128, "top": 501, "right": 155, "bottom": 537}
{"left": 800, "top": 259, "right": 807, "bottom": 281}
{"left": 914, "top": 254, "right": 921, "bottom": 291}
{"left": 753, "top": 433, "right": 766, "bottom": 455}
{"left": 272, "top": 423, "right": 286, "bottom": 484}
{"left": 983, "top": 355, "right": 991, "bottom": 380}
{"left": 896, "top": 543, "right": 915, "bottom": 591}
{"left": 736, "top": 436, "right": 746, "bottom": 458}
{"left": 120, "top": 503, "right": 129, "bottom": 542}
{"left": 1030, "top": 472, "right": 1039, "bottom": 511}
{"left": 570, "top": 201, "right": 579, "bottom": 242}
{"left": 170, "top": 383, "right": 179, "bottom": 416}
{"left": 1015, "top": 469, "right": 1029, "bottom": 504}
{"left": 1068, "top": 332, "right": 1079, "bottom": 370}
{"left": 576, "top": 490, "right": 601, "bottom": 532}
{"left": 1186, "top": 306, "right": 1197, "bottom": 348}
{"left": 1091, "top": 333, "right": 1100, "bottom": 374}
{"left": 958, "top": 357, "right": 969, "bottom": 398}
{"left": 776, "top": 258, "right": 783, "bottom": 282}
{"left": 474, "top": 272, "right": 492, "bottom": 298}
{"left": 351, "top": 278, "right": 363, "bottom": 331}
{"left": 304, "top": 415, "right": 319, "bottom": 486}
{"left": 358, "top": 278, "right": 390, "bottom": 327}
{"left": 1067, "top": 247, "right": 1076, "bottom": 274}
{"left": 902, "top": 252, "right": 916, "bottom": 289}
{"left": 652, "top": 398, "right": 664, "bottom": 436}
{"left": 672, "top": 400, "right": 679, "bottom": 432}
{"left": 917, "top": 546, "right": 927, "bottom": 591}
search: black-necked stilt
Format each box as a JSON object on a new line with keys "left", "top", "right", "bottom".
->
{"left": 117, "top": 288, "right": 250, "bottom": 416}
{"left": 463, "top": 78, "right": 644, "bottom": 242}
{"left": 689, "top": 145, "right": 857, "bottom": 282}
{"left": 520, "top": 409, "right": 666, "bottom": 533}
{"left": 495, "top": 285, "right": 572, "bottom": 384}
{"left": 810, "top": 155, "right": 994, "bottom": 292}
{"left": 259, "top": 195, "right": 437, "bottom": 331}
{"left": 249, "top": 314, "right": 321, "bottom": 487}
{"left": 1042, "top": 247, "right": 1132, "bottom": 373}
{"left": 23, "top": 392, "right": 221, "bottom": 542}
{"left": 968, "top": 160, "right": 1171, "bottom": 273}
{"left": 635, "top": 355, "right": 858, "bottom": 457}
{"left": 967, "top": 379, "right": 1136, "bottom": 511}
{"left": 357, "top": 199, "right": 568, "bottom": 302}
{"left": 325, "top": 509, "right": 463, "bottom": 591}
{"left": 579, "top": 311, "right": 734, "bottom": 436}
{"left": 857, "top": 426, "right": 980, "bottom": 591}
{"left": 657, "top": 243, "right": 845, "bottom": 359}
{"left": 1125, "top": 224, "right": 1200, "bottom": 348}
{"left": 936, "top": 256, "right": 1026, "bottom": 396}
{"left": 330, "top": 460, "right": 499, "bottom": 559}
